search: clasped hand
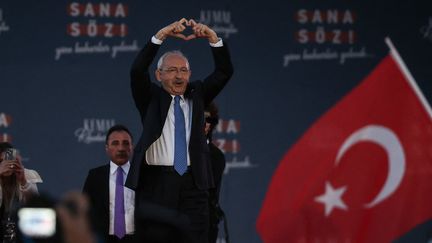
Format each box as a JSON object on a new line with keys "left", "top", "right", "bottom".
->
{"left": 0, "top": 157, "right": 26, "bottom": 184}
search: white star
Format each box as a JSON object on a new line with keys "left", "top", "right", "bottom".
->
{"left": 315, "top": 181, "right": 348, "bottom": 217}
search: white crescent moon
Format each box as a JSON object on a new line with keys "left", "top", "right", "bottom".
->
{"left": 335, "top": 125, "right": 405, "bottom": 208}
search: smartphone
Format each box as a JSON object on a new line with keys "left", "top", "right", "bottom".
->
{"left": 18, "top": 208, "right": 56, "bottom": 238}
{"left": 4, "top": 148, "right": 17, "bottom": 161}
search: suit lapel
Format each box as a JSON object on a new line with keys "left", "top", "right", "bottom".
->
{"left": 160, "top": 89, "right": 172, "bottom": 123}
{"left": 103, "top": 165, "right": 110, "bottom": 213}
{"left": 184, "top": 84, "right": 194, "bottom": 99}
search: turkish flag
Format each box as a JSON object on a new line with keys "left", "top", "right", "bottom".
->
{"left": 257, "top": 48, "right": 432, "bottom": 242}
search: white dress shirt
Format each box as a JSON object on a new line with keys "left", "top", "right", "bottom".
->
{"left": 146, "top": 95, "right": 192, "bottom": 166}
{"left": 109, "top": 161, "right": 135, "bottom": 235}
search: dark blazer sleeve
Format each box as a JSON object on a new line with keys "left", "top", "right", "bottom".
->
{"left": 82, "top": 166, "right": 110, "bottom": 237}
{"left": 127, "top": 40, "right": 163, "bottom": 190}
{"left": 202, "top": 42, "right": 234, "bottom": 106}
{"left": 130, "top": 40, "right": 161, "bottom": 119}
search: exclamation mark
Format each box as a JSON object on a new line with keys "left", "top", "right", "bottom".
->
{"left": 232, "top": 139, "right": 238, "bottom": 154}
{"left": 120, "top": 24, "right": 127, "bottom": 37}
{"left": 348, "top": 30, "right": 355, "bottom": 44}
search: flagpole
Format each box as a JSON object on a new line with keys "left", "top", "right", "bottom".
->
{"left": 385, "top": 37, "right": 432, "bottom": 119}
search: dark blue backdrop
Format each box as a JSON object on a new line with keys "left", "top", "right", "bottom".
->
{"left": 1, "top": 0, "right": 431, "bottom": 242}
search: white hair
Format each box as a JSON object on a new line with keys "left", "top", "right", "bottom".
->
{"left": 156, "top": 50, "right": 190, "bottom": 70}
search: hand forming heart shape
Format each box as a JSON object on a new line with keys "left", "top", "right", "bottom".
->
{"left": 156, "top": 18, "right": 218, "bottom": 43}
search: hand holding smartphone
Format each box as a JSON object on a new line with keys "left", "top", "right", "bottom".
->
{"left": 3, "top": 148, "right": 17, "bottom": 161}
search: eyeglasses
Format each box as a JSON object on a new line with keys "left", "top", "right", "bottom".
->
{"left": 159, "top": 67, "right": 190, "bottom": 75}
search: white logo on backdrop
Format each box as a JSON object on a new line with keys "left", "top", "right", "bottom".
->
{"left": 55, "top": 40, "right": 139, "bottom": 60}
{"left": 75, "top": 118, "right": 115, "bottom": 144}
{"left": 213, "top": 118, "right": 257, "bottom": 175}
{"left": 283, "top": 47, "right": 373, "bottom": 66}
{"left": 420, "top": 17, "right": 432, "bottom": 42}
{"left": 0, "top": 9, "right": 10, "bottom": 35}
{"left": 283, "top": 9, "right": 374, "bottom": 66}
{"left": 55, "top": 2, "right": 139, "bottom": 60}
{"left": 224, "top": 156, "right": 257, "bottom": 175}
{"left": 199, "top": 10, "right": 238, "bottom": 39}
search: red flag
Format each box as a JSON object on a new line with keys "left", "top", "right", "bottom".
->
{"left": 257, "top": 40, "right": 432, "bottom": 243}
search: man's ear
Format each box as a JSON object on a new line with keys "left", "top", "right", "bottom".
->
{"left": 188, "top": 70, "right": 192, "bottom": 79}
{"left": 155, "top": 69, "right": 162, "bottom": 81}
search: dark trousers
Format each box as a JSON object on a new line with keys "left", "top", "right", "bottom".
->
{"left": 135, "top": 166, "right": 209, "bottom": 243}
{"left": 208, "top": 209, "right": 220, "bottom": 243}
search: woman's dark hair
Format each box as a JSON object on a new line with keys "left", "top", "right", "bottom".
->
{"left": 0, "top": 142, "right": 13, "bottom": 154}
{"left": 205, "top": 102, "right": 220, "bottom": 142}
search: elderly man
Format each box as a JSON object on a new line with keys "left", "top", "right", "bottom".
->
{"left": 126, "top": 18, "right": 233, "bottom": 243}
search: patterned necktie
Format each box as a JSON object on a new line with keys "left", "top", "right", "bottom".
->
{"left": 114, "top": 166, "right": 126, "bottom": 239}
{"left": 174, "top": 95, "right": 188, "bottom": 175}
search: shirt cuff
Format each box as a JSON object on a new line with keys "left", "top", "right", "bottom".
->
{"left": 151, "top": 36, "right": 163, "bottom": 45}
{"left": 209, "top": 38, "right": 223, "bottom": 47}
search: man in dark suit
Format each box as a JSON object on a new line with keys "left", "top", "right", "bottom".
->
{"left": 125, "top": 18, "right": 233, "bottom": 243}
{"left": 83, "top": 125, "right": 136, "bottom": 243}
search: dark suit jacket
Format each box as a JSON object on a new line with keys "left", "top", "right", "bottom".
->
{"left": 126, "top": 39, "right": 234, "bottom": 191}
{"left": 82, "top": 164, "right": 110, "bottom": 238}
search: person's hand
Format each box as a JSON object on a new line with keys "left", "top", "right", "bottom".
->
{"left": 0, "top": 158, "right": 19, "bottom": 177}
{"left": 13, "top": 155, "right": 27, "bottom": 186}
{"left": 57, "top": 191, "right": 96, "bottom": 243}
{"left": 188, "top": 19, "right": 219, "bottom": 43}
{"left": 155, "top": 18, "right": 194, "bottom": 41}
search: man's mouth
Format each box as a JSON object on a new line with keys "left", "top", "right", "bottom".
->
{"left": 117, "top": 152, "right": 127, "bottom": 158}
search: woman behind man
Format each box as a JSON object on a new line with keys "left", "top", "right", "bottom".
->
{"left": 0, "top": 142, "right": 42, "bottom": 242}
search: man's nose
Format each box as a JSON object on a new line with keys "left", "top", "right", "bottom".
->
{"left": 175, "top": 71, "right": 183, "bottom": 78}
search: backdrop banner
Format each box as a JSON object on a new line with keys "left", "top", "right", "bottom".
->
{"left": 1, "top": 1, "right": 431, "bottom": 242}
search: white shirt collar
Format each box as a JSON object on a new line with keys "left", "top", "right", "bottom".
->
{"left": 109, "top": 161, "right": 130, "bottom": 175}
{"left": 171, "top": 94, "right": 185, "bottom": 100}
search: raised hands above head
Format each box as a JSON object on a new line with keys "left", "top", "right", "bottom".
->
{"left": 155, "top": 18, "right": 190, "bottom": 41}
{"left": 188, "top": 19, "right": 219, "bottom": 43}
{"left": 155, "top": 18, "right": 219, "bottom": 43}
